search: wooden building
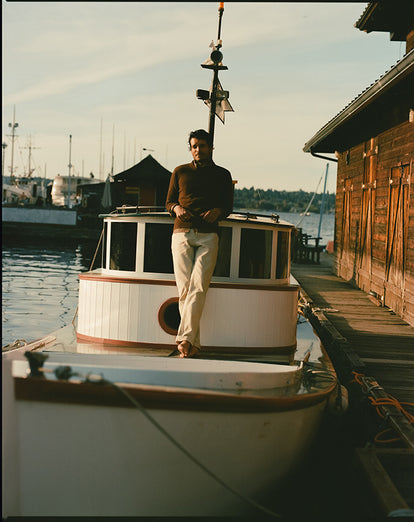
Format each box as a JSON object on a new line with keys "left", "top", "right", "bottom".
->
{"left": 79, "top": 155, "right": 172, "bottom": 212}
{"left": 112, "top": 154, "right": 171, "bottom": 208}
{"left": 303, "top": 0, "right": 414, "bottom": 325}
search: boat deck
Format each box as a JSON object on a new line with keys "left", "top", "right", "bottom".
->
{"left": 291, "top": 252, "right": 414, "bottom": 519}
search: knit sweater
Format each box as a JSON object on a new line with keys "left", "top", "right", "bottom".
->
{"left": 165, "top": 160, "right": 233, "bottom": 232}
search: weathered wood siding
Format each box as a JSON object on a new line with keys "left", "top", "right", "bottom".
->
{"left": 334, "top": 120, "right": 414, "bottom": 325}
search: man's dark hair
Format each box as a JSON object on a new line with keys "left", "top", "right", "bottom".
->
{"left": 188, "top": 129, "right": 213, "bottom": 148}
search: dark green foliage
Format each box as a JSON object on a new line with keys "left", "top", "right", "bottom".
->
{"left": 233, "top": 187, "right": 335, "bottom": 213}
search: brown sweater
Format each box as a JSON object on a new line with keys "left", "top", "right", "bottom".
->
{"left": 165, "top": 160, "right": 233, "bottom": 232}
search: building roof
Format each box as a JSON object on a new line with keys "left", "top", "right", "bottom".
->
{"left": 113, "top": 155, "right": 171, "bottom": 184}
{"left": 355, "top": 0, "right": 414, "bottom": 41}
{"left": 303, "top": 49, "right": 414, "bottom": 154}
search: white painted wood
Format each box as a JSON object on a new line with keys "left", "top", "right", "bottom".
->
{"left": 78, "top": 278, "right": 297, "bottom": 348}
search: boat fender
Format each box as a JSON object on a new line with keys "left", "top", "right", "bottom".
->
{"left": 328, "top": 383, "right": 349, "bottom": 415}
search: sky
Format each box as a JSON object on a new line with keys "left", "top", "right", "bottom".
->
{"left": 2, "top": 1, "right": 405, "bottom": 194}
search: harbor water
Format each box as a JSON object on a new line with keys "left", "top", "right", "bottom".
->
{"left": 2, "top": 211, "right": 334, "bottom": 348}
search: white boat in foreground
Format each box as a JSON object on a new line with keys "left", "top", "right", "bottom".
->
{"left": 2, "top": 209, "right": 337, "bottom": 517}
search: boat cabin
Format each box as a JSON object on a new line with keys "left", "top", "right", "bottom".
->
{"left": 77, "top": 210, "right": 299, "bottom": 358}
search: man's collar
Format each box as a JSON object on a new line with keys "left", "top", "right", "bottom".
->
{"left": 193, "top": 159, "right": 214, "bottom": 168}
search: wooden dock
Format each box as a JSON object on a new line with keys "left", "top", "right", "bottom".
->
{"left": 292, "top": 252, "right": 414, "bottom": 519}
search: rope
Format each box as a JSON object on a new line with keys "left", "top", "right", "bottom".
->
{"left": 72, "top": 226, "right": 105, "bottom": 324}
{"left": 368, "top": 396, "right": 414, "bottom": 444}
{"left": 352, "top": 371, "right": 414, "bottom": 444}
{"left": 51, "top": 366, "right": 281, "bottom": 518}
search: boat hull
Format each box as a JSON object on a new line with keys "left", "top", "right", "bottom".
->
{"left": 2, "top": 361, "right": 326, "bottom": 517}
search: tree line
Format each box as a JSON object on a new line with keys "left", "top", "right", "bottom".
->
{"left": 233, "top": 187, "right": 335, "bottom": 213}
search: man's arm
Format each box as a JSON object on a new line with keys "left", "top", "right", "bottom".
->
{"left": 165, "top": 169, "right": 179, "bottom": 215}
{"left": 201, "top": 170, "right": 233, "bottom": 223}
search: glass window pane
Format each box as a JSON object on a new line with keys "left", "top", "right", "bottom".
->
{"left": 214, "top": 227, "right": 232, "bottom": 277}
{"left": 276, "top": 231, "right": 289, "bottom": 279}
{"left": 144, "top": 223, "right": 174, "bottom": 273}
{"left": 110, "top": 222, "right": 137, "bottom": 271}
{"left": 239, "top": 229, "right": 272, "bottom": 279}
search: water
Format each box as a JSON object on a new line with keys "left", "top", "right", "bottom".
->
{"left": 2, "top": 240, "right": 97, "bottom": 347}
{"left": 2, "top": 212, "right": 334, "bottom": 347}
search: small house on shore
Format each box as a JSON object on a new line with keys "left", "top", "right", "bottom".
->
{"left": 304, "top": 0, "right": 414, "bottom": 325}
{"left": 79, "top": 155, "right": 172, "bottom": 212}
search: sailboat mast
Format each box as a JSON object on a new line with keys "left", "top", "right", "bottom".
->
{"left": 317, "top": 163, "right": 329, "bottom": 239}
{"left": 111, "top": 124, "right": 115, "bottom": 176}
{"left": 67, "top": 134, "right": 73, "bottom": 208}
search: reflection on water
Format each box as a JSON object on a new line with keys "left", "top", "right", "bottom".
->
{"left": 2, "top": 240, "right": 100, "bottom": 347}
{"left": 2, "top": 213, "right": 334, "bottom": 348}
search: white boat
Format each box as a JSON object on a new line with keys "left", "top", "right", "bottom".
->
{"left": 2, "top": 208, "right": 338, "bottom": 517}
{"left": 2, "top": 175, "right": 47, "bottom": 206}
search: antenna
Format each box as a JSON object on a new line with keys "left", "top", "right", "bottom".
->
{"left": 196, "top": 2, "right": 233, "bottom": 150}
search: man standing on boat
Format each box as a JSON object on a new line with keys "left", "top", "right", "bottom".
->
{"left": 166, "top": 129, "right": 233, "bottom": 358}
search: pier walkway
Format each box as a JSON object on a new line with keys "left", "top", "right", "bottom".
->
{"left": 292, "top": 252, "right": 414, "bottom": 404}
{"left": 290, "top": 253, "right": 414, "bottom": 520}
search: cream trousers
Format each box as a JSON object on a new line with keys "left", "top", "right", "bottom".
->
{"left": 171, "top": 230, "right": 219, "bottom": 349}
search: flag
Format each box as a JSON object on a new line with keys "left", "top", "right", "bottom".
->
{"left": 101, "top": 174, "right": 112, "bottom": 209}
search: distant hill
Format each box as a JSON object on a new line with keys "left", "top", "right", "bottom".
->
{"left": 234, "top": 187, "right": 335, "bottom": 214}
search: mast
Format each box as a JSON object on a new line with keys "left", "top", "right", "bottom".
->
{"left": 20, "top": 136, "right": 40, "bottom": 177}
{"left": 2, "top": 142, "right": 8, "bottom": 179}
{"left": 317, "top": 163, "right": 329, "bottom": 239}
{"left": 7, "top": 106, "right": 19, "bottom": 184}
{"left": 111, "top": 124, "right": 115, "bottom": 176}
{"left": 197, "top": 2, "right": 233, "bottom": 150}
{"left": 67, "top": 134, "right": 73, "bottom": 208}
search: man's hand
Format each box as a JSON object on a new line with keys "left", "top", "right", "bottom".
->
{"left": 174, "top": 205, "right": 193, "bottom": 220}
{"left": 200, "top": 208, "right": 221, "bottom": 223}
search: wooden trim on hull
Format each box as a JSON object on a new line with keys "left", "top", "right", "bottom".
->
{"left": 13, "top": 376, "right": 335, "bottom": 413}
{"left": 79, "top": 273, "right": 299, "bottom": 292}
{"left": 76, "top": 332, "right": 296, "bottom": 355}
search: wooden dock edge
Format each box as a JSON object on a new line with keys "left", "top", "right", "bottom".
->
{"left": 355, "top": 447, "right": 414, "bottom": 518}
{"left": 297, "top": 287, "right": 366, "bottom": 382}
{"left": 298, "top": 287, "right": 414, "bottom": 516}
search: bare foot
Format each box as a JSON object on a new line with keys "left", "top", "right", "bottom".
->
{"left": 178, "top": 341, "right": 200, "bottom": 358}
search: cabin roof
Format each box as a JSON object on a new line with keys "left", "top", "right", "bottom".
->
{"left": 98, "top": 210, "right": 295, "bottom": 229}
{"left": 303, "top": 49, "right": 414, "bottom": 154}
{"left": 113, "top": 155, "right": 171, "bottom": 184}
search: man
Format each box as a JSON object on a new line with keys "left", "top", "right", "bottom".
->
{"left": 166, "top": 129, "right": 233, "bottom": 358}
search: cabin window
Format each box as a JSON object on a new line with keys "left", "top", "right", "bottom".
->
{"left": 214, "top": 227, "right": 232, "bottom": 277}
{"left": 239, "top": 228, "right": 272, "bottom": 279}
{"left": 110, "top": 222, "right": 137, "bottom": 271}
{"left": 144, "top": 223, "right": 174, "bottom": 274}
{"left": 276, "top": 231, "right": 289, "bottom": 279}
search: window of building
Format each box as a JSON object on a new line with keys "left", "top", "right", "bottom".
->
{"left": 239, "top": 228, "right": 272, "bottom": 279}
{"left": 109, "top": 222, "right": 137, "bottom": 271}
{"left": 144, "top": 223, "right": 174, "bottom": 273}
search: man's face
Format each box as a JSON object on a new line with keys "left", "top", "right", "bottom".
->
{"left": 190, "top": 138, "right": 212, "bottom": 164}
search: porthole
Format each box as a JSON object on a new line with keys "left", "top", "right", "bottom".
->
{"left": 158, "top": 298, "right": 180, "bottom": 335}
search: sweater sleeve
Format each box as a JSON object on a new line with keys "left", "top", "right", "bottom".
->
{"left": 165, "top": 168, "right": 179, "bottom": 215}
{"left": 219, "top": 170, "right": 234, "bottom": 220}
